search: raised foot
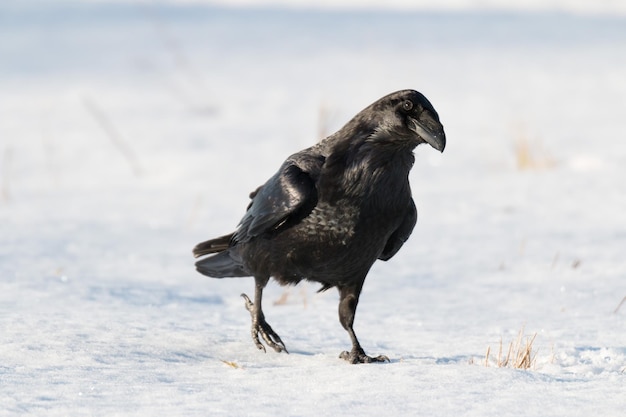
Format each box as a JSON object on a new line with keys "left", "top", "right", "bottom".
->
{"left": 339, "top": 348, "right": 390, "bottom": 364}
{"left": 241, "top": 293, "right": 289, "bottom": 354}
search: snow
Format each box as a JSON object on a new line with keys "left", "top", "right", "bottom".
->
{"left": 1, "top": 1, "right": 626, "bottom": 416}
{"left": 70, "top": 0, "right": 626, "bottom": 15}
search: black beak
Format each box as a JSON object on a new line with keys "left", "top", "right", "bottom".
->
{"left": 409, "top": 116, "right": 446, "bottom": 152}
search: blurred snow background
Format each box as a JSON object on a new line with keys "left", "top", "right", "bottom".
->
{"left": 1, "top": 1, "right": 625, "bottom": 416}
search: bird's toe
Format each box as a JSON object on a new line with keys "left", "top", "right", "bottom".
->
{"left": 339, "top": 349, "right": 390, "bottom": 364}
{"left": 258, "top": 322, "right": 288, "bottom": 354}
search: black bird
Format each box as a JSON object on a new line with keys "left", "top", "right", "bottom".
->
{"left": 193, "top": 89, "right": 445, "bottom": 363}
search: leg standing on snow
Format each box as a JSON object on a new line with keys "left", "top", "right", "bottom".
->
{"left": 337, "top": 284, "right": 389, "bottom": 364}
{"left": 241, "top": 276, "right": 287, "bottom": 354}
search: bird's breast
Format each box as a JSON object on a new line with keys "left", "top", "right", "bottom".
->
{"left": 263, "top": 193, "right": 408, "bottom": 284}
{"left": 300, "top": 200, "right": 358, "bottom": 245}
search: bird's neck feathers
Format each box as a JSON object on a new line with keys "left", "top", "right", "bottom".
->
{"left": 323, "top": 115, "right": 416, "bottom": 156}
{"left": 317, "top": 129, "right": 414, "bottom": 204}
{"left": 321, "top": 115, "right": 416, "bottom": 167}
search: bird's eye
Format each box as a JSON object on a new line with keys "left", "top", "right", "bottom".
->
{"left": 402, "top": 100, "right": 413, "bottom": 111}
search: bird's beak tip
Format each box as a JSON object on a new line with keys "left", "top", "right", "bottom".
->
{"left": 409, "top": 117, "right": 446, "bottom": 153}
{"left": 436, "top": 136, "right": 446, "bottom": 153}
{"left": 427, "top": 132, "right": 446, "bottom": 152}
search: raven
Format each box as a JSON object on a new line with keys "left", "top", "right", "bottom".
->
{"left": 193, "top": 89, "right": 445, "bottom": 363}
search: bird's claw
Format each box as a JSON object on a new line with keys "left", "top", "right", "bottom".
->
{"left": 241, "top": 293, "right": 289, "bottom": 354}
{"left": 339, "top": 348, "right": 390, "bottom": 364}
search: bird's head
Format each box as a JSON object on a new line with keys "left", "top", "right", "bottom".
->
{"left": 367, "top": 89, "right": 446, "bottom": 152}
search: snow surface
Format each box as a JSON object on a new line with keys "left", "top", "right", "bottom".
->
{"left": 73, "top": 0, "right": 626, "bottom": 15}
{"left": 1, "top": 1, "right": 626, "bottom": 416}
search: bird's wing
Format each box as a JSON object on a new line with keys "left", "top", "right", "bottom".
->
{"left": 233, "top": 154, "right": 322, "bottom": 243}
{"left": 378, "top": 198, "right": 417, "bottom": 261}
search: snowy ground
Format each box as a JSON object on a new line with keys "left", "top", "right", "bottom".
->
{"left": 1, "top": 1, "right": 626, "bottom": 416}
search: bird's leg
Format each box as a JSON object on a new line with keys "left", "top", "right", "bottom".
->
{"left": 337, "top": 284, "right": 389, "bottom": 364}
{"left": 241, "top": 277, "right": 288, "bottom": 354}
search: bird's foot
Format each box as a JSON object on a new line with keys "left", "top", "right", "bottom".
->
{"left": 241, "top": 293, "right": 289, "bottom": 354}
{"left": 339, "top": 347, "right": 390, "bottom": 364}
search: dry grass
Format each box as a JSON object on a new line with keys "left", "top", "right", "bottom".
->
{"left": 220, "top": 359, "right": 242, "bottom": 369}
{"left": 82, "top": 95, "right": 142, "bottom": 177}
{"left": 317, "top": 101, "right": 343, "bottom": 141}
{"left": 484, "top": 325, "right": 538, "bottom": 370}
{"left": 317, "top": 102, "right": 333, "bottom": 141}
{"left": 514, "top": 133, "right": 556, "bottom": 171}
{"left": 273, "top": 287, "right": 309, "bottom": 308}
{"left": 1, "top": 145, "right": 12, "bottom": 202}
{"left": 186, "top": 194, "right": 204, "bottom": 229}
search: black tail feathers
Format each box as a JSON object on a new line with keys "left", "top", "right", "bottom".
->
{"left": 195, "top": 250, "right": 249, "bottom": 278}
{"left": 193, "top": 233, "right": 233, "bottom": 258}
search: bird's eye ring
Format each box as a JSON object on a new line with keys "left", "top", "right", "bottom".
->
{"left": 402, "top": 100, "right": 413, "bottom": 111}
